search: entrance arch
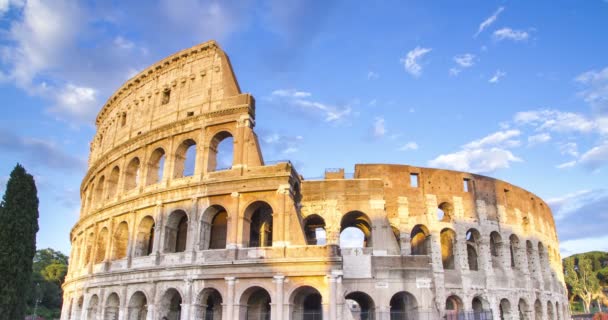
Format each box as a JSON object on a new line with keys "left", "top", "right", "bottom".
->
{"left": 195, "top": 288, "right": 223, "bottom": 320}
{"left": 243, "top": 202, "right": 273, "bottom": 248}
{"left": 389, "top": 291, "right": 418, "bottom": 320}
{"left": 104, "top": 293, "right": 120, "bottom": 320}
{"left": 127, "top": 291, "right": 147, "bottom": 320}
{"left": 445, "top": 295, "right": 463, "bottom": 320}
{"left": 345, "top": 291, "right": 375, "bottom": 320}
{"left": 159, "top": 289, "right": 182, "bottom": 320}
{"left": 340, "top": 211, "right": 372, "bottom": 248}
{"left": 290, "top": 286, "right": 322, "bottom": 320}
{"left": 239, "top": 286, "right": 271, "bottom": 320}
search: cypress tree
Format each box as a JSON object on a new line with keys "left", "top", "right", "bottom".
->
{"left": 0, "top": 164, "right": 40, "bottom": 320}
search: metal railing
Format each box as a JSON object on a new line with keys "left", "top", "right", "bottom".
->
{"left": 291, "top": 311, "right": 323, "bottom": 320}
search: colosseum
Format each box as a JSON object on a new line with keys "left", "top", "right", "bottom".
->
{"left": 61, "top": 40, "right": 570, "bottom": 320}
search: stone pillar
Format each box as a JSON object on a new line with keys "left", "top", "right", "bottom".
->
{"left": 146, "top": 283, "right": 157, "bottom": 320}
{"left": 479, "top": 238, "right": 492, "bottom": 275}
{"left": 274, "top": 184, "right": 290, "bottom": 247}
{"left": 188, "top": 197, "right": 199, "bottom": 261}
{"left": 119, "top": 286, "right": 128, "bottom": 320}
{"left": 225, "top": 277, "right": 236, "bottom": 320}
{"left": 152, "top": 202, "right": 164, "bottom": 264}
{"left": 400, "top": 231, "right": 411, "bottom": 255}
{"left": 227, "top": 192, "right": 240, "bottom": 249}
{"left": 328, "top": 274, "right": 337, "bottom": 320}
{"left": 455, "top": 230, "right": 468, "bottom": 271}
{"left": 181, "top": 279, "right": 193, "bottom": 319}
{"left": 336, "top": 274, "right": 343, "bottom": 320}
{"left": 273, "top": 275, "right": 285, "bottom": 320}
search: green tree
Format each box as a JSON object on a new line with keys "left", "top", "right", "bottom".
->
{"left": 566, "top": 257, "right": 601, "bottom": 313}
{"left": 0, "top": 164, "right": 40, "bottom": 320}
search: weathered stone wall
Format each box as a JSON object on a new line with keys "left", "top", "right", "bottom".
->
{"left": 62, "top": 41, "right": 569, "bottom": 320}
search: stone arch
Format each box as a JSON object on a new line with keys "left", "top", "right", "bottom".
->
{"left": 94, "top": 176, "right": 105, "bottom": 203}
{"left": 437, "top": 202, "right": 454, "bottom": 222}
{"left": 289, "top": 286, "right": 322, "bottom": 320}
{"left": 411, "top": 224, "right": 430, "bottom": 255}
{"left": 391, "top": 224, "right": 401, "bottom": 250}
{"left": 146, "top": 147, "right": 166, "bottom": 185}
{"left": 200, "top": 205, "right": 228, "bottom": 250}
{"left": 174, "top": 138, "right": 197, "bottom": 178}
{"left": 83, "top": 231, "right": 95, "bottom": 266}
{"left": 345, "top": 291, "right": 375, "bottom": 320}
{"left": 72, "top": 295, "right": 84, "bottom": 320}
{"left": 243, "top": 201, "right": 273, "bottom": 248}
{"left": 104, "top": 292, "right": 120, "bottom": 320}
{"left": 445, "top": 295, "right": 463, "bottom": 319}
{"left": 111, "top": 221, "right": 129, "bottom": 260}
{"left": 165, "top": 210, "right": 188, "bottom": 253}
{"left": 127, "top": 291, "right": 148, "bottom": 320}
{"left": 134, "top": 216, "right": 155, "bottom": 257}
{"left": 106, "top": 166, "right": 120, "bottom": 199}
{"left": 124, "top": 157, "right": 141, "bottom": 191}
{"left": 547, "top": 301, "right": 555, "bottom": 320}
{"left": 499, "top": 298, "right": 512, "bottom": 320}
{"left": 538, "top": 242, "right": 549, "bottom": 281}
{"left": 509, "top": 234, "right": 523, "bottom": 271}
{"left": 389, "top": 291, "right": 418, "bottom": 319}
{"left": 303, "top": 214, "right": 326, "bottom": 245}
{"left": 526, "top": 240, "right": 536, "bottom": 275}
{"left": 340, "top": 211, "right": 373, "bottom": 248}
{"left": 466, "top": 228, "right": 481, "bottom": 271}
{"left": 159, "top": 288, "right": 182, "bottom": 320}
{"left": 239, "top": 286, "right": 272, "bottom": 320}
{"left": 534, "top": 299, "right": 542, "bottom": 320}
{"left": 208, "top": 130, "right": 234, "bottom": 172}
{"left": 86, "top": 294, "right": 99, "bottom": 320}
{"left": 490, "top": 231, "right": 503, "bottom": 269}
{"left": 472, "top": 296, "right": 491, "bottom": 318}
{"left": 195, "top": 288, "right": 223, "bottom": 320}
{"left": 440, "top": 228, "right": 457, "bottom": 270}
{"left": 95, "top": 227, "right": 108, "bottom": 263}
{"left": 518, "top": 298, "right": 530, "bottom": 320}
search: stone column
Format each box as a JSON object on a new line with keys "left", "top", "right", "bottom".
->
{"left": 327, "top": 274, "right": 338, "bottom": 320}
{"left": 273, "top": 275, "right": 285, "bottom": 320}
{"left": 119, "top": 286, "right": 128, "bottom": 320}
{"left": 146, "top": 283, "right": 157, "bottom": 320}
{"left": 227, "top": 192, "right": 240, "bottom": 249}
{"left": 188, "top": 197, "right": 199, "bottom": 262}
{"left": 152, "top": 202, "right": 164, "bottom": 264}
{"left": 181, "top": 279, "right": 193, "bottom": 320}
{"left": 479, "top": 238, "right": 492, "bottom": 275}
{"left": 274, "top": 184, "right": 290, "bottom": 247}
{"left": 225, "top": 277, "right": 236, "bottom": 320}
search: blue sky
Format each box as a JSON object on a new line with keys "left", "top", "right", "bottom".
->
{"left": 0, "top": 0, "right": 607, "bottom": 257}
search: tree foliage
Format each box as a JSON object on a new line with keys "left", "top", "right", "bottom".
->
{"left": 565, "top": 256, "right": 602, "bottom": 313}
{"left": 26, "top": 248, "right": 69, "bottom": 319}
{"left": 0, "top": 164, "right": 40, "bottom": 320}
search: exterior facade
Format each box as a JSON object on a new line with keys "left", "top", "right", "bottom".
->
{"left": 61, "top": 41, "right": 569, "bottom": 320}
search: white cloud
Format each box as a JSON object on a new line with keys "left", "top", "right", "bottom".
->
{"left": 576, "top": 66, "right": 608, "bottom": 115}
{"left": 527, "top": 133, "right": 551, "bottom": 146}
{"left": 373, "top": 117, "right": 386, "bottom": 138}
{"left": 474, "top": 6, "right": 504, "bottom": 37}
{"left": 489, "top": 70, "right": 506, "bottom": 83}
{"left": 560, "top": 235, "right": 608, "bottom": 257}
{"left": 514, "top": 109, "right": 596, "bottom": 134}
{"left": 271, "top": 89, "right": 352, "bottom": 123}
{"left": 579, "top": 143, "right": 608, "bottom": 170}
{"left": 367, "top": 71, "right": 379, "bottom": 80}
{"left": 400, "top": 46, "right": 432, "bottom": 77}
{"left": 556, "top": 161, "right": 576, "bottom": 169}
{"left": 113, "top": 36, "right": 134, "bottom": 50}
{"left": 398, "top": 142, "right": 418, "bottom": 151}
{"left": 368, "top": 99, "right": 377, "bottom": 107}
{"left": 260, "top": 132, "right": 303, "bottom": 156}
{"left": 428, "top": 148, "right": 522, "bottom": 173}
{"left": 48, "top": 83, "right": 98, "bottom": 123}
{"left": 558, "top": 142, "right": 579, "bottom": 157}
{"left": 463, "top": 129, "right": 521, "bottom": 149}
{"left": 493, "top": 28, "right": 530, "bottom": 41}
{"left": 271, "top": 89, "right": 311, "bottom": 98}
{"left": 454, "top": 53, "right": 475, "bottom": 68}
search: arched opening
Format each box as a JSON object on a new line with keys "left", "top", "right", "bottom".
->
{"left": 547, "top": 301, "right": 554, "bottom": 320}
{"left": 345, "top": 291, "right": 375, "bottom": 320}
{"left": 534, "top": 299, "right": 542, "bottom": 320}
{"left": 518, "top": 299, "right": 529, "bottom": 320}
{"left": 174, "top": 139, "right": 197, "bottom": 178}
{"left": 84, "top": 232, "right": 95, "bottom": 266}
{"left": 340, "top": 211, "right": 372, "bottom": 248}
{"left": 196, "top": 288, "right": 223, "bottom": 320}
{"left": 244, "top": 202, "right": 273, "bottom": 248}
{"left": 490, "top": 231, "right": 503, "bottom": 269}
{"left": 290, "top": 286, "right": 322, "bottom": 320}
{"left": 557, "top": 302, "right": 562, "bottom": 320}
{"left": 538, "top": 242, "right": 549, "bottom": 281}
{"left": 159, "top": 289, "right": 182, "bottom": 320}
{"left": 440, "top": 228, "right": 456, "bottom": 270}
{"left": 94, "top": 176, "right": 105, "bottom": 203}
{"left": 124, "top": 157, "right": 141, "bottom": 191}
{"left": 526, "top": 240, "right": 536, "bottom": 275}
{"left": 391, "top": 225, "right": 401, "bottom": 250}
{"left": 410, "top": 225, "right": 430, "bottom": 255}
{"left": 445, "top": 295, "right": 463, "bottom": 320}
{"left": 472, "top": 296, "right": 491, "bottom": 320}
{"left": 73, "top": 296, "right": 83, "bottom": 320}
{"left": 134, "top": 216, "right": 155, "bottom": 257}
{"left": 86, "top": 295, "right": 99, "bottom": 320}
{"left": 104, "top": 293, "right": 120, "bottom": 320}
{"left": 111, "top": 222, "right": 129, "bottom": 260}
{"left": 499, "top": 299, "right": 512, "bottom": 320}
{"left": 201, "top": 205, "right": 228, "bottom": 250}
{"left": 510, "top": 234, "right": 521, "bottom": 270}
{"left": 127, "top": 291, "right": 148, "bottom": 320}
{"left": 95, "top": 228, "right": 108, "bottom": 263}
{"left": 437, "top": 202, "right": 453, "bottom": 222}
{"left": 389, "top": 291, "right": 418, "bottom": 320}
{"left": 146, "top": 148, "right": 166, "bottom": 185}
{"left": 165, "top": 210, "right": 188, "bottom": 253}
{"left": 107, "top": 166, "right": 120, "bottom": 199}
{"left": 240, "top": 286, "right": 271, "bottom": 320}
{"left": 303, "top": 214, "right": 326, "bottom": 245}
{"left": 466, "top": 229, "right": 480, "bottom": 271}
{"left": 209, "top": 131, "right": 234, "bottom": 172}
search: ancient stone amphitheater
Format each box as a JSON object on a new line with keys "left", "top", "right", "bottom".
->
{"left": 61, "top": 41, "right": 569, "bottom": 320}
